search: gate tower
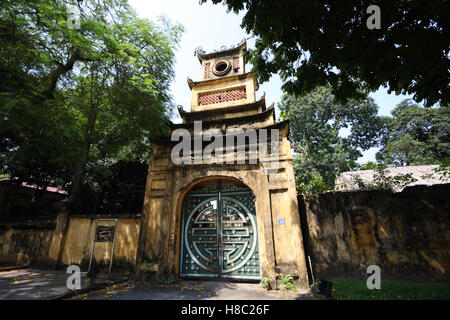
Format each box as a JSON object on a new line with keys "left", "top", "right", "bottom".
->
{"left": 139, "top": 40, "right": 309, "bottom": 287}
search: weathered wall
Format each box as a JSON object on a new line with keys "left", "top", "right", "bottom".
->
{"left": 300, "top": 184, "right": 450, "bottom": 281}
{"left": 140, "top": 137, "right": 309, "bottom": 288}
{"left": 0, "top": 218, "right": 56, "bottom": 265}
{"left": 60, "top": 217, "right": 141, "bottom": 271}
{"left": 0, "top": 215, "right": 141, "bottom": 273}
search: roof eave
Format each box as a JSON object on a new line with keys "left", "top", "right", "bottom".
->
{"left": 196, "top": 40, "right": 247, "bottom": 63}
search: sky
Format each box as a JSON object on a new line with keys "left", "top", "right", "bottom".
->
{"left": 128, "top": 0, "right": 414, "bottom": 163}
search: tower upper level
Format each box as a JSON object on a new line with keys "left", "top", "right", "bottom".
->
{"left": 188, "top": 40, "right": 259, "bottom": 112}
{"left": 196, "top": 39, "right": 246, "bottom": 80}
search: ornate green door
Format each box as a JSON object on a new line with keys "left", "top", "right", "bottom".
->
{"left": 180, "top": 181, "right": 261, "bottom": 280}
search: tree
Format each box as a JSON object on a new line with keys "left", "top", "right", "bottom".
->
{"left": 0, "top": 0, "right": 183, "bottom": 213}
{"left": 79, "top": 160, "right": 148, "bottom": 214}
{"left": 202, "top": 0, "right": 449, "bottom": 106}
{"left": 359, "top": 161, "right": 381, "bottom": 170}
{"left": 377, "top": 99, "right": 450, "bottom": 166}
{"left": 279, "top": 86, "right": 383, "bottom": 193}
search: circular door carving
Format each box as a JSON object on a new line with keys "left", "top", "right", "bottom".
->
{"left": 220, "top": 196, "right": 258, "bottom": 274}
{"left": 180, "top": 181, "right": 260, "bottom": 280}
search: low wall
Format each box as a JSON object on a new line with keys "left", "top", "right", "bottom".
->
{"left": 300, "top": 184, "right": 450, "bottom": 281}
{"left": 0, "top": 218, "right": 56, "bottom": 265}
{"left": 0, "top": 215, "right": 141, "bottom": 272}
{"left": 60, "top": 216, "right": 141, "bottom": 272}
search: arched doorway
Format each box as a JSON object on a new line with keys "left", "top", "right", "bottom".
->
{"left": 179, "top": 179, "right": 261, "bottom": 280}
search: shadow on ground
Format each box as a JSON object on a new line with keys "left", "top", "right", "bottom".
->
{"left": 0, "top": 268, "right": 127, "bottom": 300}
{"left": 72, "top": 280, "right": 313, "bottom": 300}
{"left": 0, "top": 269, "right": 312, "bottom": 300}
{"left": 0, "top": 268, "right": 75, "bottom": 300}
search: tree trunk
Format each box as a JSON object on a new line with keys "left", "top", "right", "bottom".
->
{"left": 68, "top": 72, "right": 98, "bottom": 214}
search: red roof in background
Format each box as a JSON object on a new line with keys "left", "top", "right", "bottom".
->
{"left": 0, "top": 178, "right": 68, "bottom": 195}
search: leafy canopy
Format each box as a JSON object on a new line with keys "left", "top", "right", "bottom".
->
{"left": 0, "top": 0, "right": 183, "bottom": 208}
{"left": 202, "top": 0, "right": 449, "bottom": 106}
{"left": 279, "top": 86, "right": 383, "bottom": 193}
{"left": 377, "top": 99, "right": 450, "bottom": 166}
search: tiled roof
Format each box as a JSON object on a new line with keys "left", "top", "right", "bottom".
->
{"left": 0, "top": 178, "right": 68, "bottom": 194}
{"left": 335, "top": 165, "right": 450, "bottom": 192}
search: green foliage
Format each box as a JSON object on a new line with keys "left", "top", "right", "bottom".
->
{"left": 330, "top": 278, "right": 450, "bottom": 300}
{"left": 359, "top": 161, "right": 386, "bottom": 171}
{"left": 202, "top": 0, "right": 448, "bottom": 106}
{"left": 260, "top": 277, "right": 270, "bottom": 289}
{"left": 295, "top": 170, "right": 331, "bottom": 195}
{"left": 279, "top": 274, "right": 297, "bottom": 292}
{"left": 140, "top": 260, "right": 153, "bottom": 275}
{"left": 377, "top": 99, "right": 450, "bottom": 166}
{"left": 0, "top": 0, "right": 183, "bottom": 212}
{"left": 160, "top": 274, "right": 176, "bottom": 285}
{"left": 140, "top": 260, "right": 158, "bottom": 282}
{"left": 350, "top": 168, "right": 418, "bottom": 192}
{"left": 279, "top": 86, "right": 383, "bottom": 193}
{"left": 433, "top": 158, "right": 450, "bottom": 181}
{"left": 78, "top": 160, "right": 147, "bottom": 214}
{"left": 84, "top": 278, "right": 92, "bottom": 288}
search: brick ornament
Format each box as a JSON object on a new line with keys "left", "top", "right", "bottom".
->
{"left": 203, "top": 62, "right": 211, "bottom": 79}
{"left": 198, "top": 86, "right": 247, "bottom": 106}
{"left": 233, "top": 57, "right": 240, "bottom": 69}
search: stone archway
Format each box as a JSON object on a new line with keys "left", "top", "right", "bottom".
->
{"left": 178, "top": 178, "right": 261, "bottom": 280}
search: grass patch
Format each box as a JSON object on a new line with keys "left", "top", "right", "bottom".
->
{"left": 330, "top": 278, "right": 450, "bottom": 300}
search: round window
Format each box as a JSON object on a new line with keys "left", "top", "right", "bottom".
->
{"left": 212, "top": 60, "right": 231, "bottom": 76}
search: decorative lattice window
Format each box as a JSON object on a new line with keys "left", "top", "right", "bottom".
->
{"left": 233, "top": 57, "right": 240, "bottom": 70}
{"left": 198, "top": 86, "right": 247, "bottom": 106}
{"left": 203, "top": 62, "right": 211, "bottom": 79}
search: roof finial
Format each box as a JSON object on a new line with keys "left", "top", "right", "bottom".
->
{"left": 194, "top": 46, "right": 205, "bottom": 56}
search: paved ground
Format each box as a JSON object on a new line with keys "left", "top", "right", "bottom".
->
{"left": 0, "top": 268, "right": 125, "bottom": 300}
{"left": 71, "top": 280, "right": 312, "bottom": 300}
{"left": 0, "top": 268, "right": 78, "bottom": 300}
{"left": 0, "top": 268, "right": 312, "bottom": 300}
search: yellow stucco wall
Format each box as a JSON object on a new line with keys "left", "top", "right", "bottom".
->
{"left": 191, "top": 74, "right": 257, "bottom": 112}
{"left": 0, "top": 228, "right": 54, "bottom": 265}
{"left": 141, "top": 135, "right": 310, "bottom": 288}
{"left": 200, "top": 54, "right": 245, "bottom": 81}
{"left": 60, "top": 217, "right": 141, "bottom": 268}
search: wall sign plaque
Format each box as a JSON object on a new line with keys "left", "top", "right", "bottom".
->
{"left": 88, "top": 219, "right": 118, "bottom": 278}
{"left": 95, "top": 225, "right": 115, "bottom": 242}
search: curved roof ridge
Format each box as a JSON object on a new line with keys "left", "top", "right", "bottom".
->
{"left": 194, "top": 39, "right": 246, "bottom": 63}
